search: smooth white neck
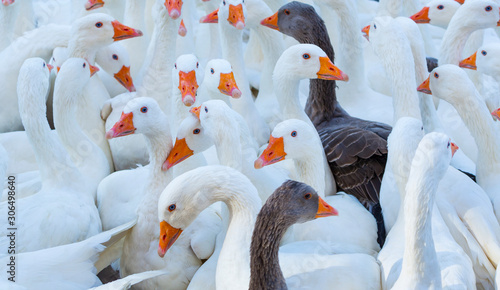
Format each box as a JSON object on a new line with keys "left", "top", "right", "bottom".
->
{"left": 273, "top": 74, "right": 314, "bottom": 127}
{"left": 440, "top": 17, "right": 476, "bottom": 65}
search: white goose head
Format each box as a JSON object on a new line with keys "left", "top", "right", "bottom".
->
{"left": 71, "top": 13, "right": 143, "bottom": 49}
{"left": 218, "top": 0, "right": 247, "bottom": 30}
{"left": 55, "top": 58, "right": 99, "bottom": 99}
{"left": 17, "top": 58, "right": 53, "bottom": 111}
{"left": 204, "top": 59, "right": 241, "bottom": 99}
{"left": 50, "top": 47, "right": 70, "bottom": 74}
{"left": 410, "top": 0, "right": 461, "bottom": 29}
{"left": 448, "top": 0, "right": 500, "bottom": 30}
{"left": 459, "top": 43, "right": 500, "bottom": 77}
{"left": 255, "top": 119, "right": 316, "bottom": 168}
{"left": 163, "top": 113, "right": 213, "bottom": 170}
{"left": 95, "top": 42, "right": 135, "bottom": 92}
{"left": 106, "top": 97, "right": 167, "bottom": 139}
{"left": 173, "top": 54, "right": 201, "bottom": 106}
{"left": 273, "top": 43, "right": 348, "bottom": 82}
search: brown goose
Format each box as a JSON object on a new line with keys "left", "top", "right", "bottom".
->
{"left": 261, "top": 1, "right": 390, "bottom": 246}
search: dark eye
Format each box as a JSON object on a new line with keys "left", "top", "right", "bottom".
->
{"left": 291, "top": 131, "right": 297, "bottom": 137}
{"left": 482, "top": 50, "right": 487, "bottom": 56}
{"left": 284, "top": 9, "right": 290, "bottom": 15}
{"left": 83, "top": 63, "right": 86, "bottom": 68}
{"left": 52, "top": 57, "right": 55, "bottom": 62}
{"left": 141, "top": 106, "right": 148, "bottom": 113}
{"left": 302, "top": 54, "right": 310, "bottom": 59}
{"left": 193, "top": 128, "right": 200, "bottom": 134}
{"left": 421, "top": 126, "right": 424, "bottom": 130}
{"left": 223, "top": 0, "right": 226, "bottom": 5}
{"left": 168, "top": 204, "right": 176, "bottom": 212}
{"left": 304, "top": 193, "right": 311, "bottom": 199}
{"left": 95, "top": 22, "right": 103, "bottom": 28}
{"left": 437, "top": 5, "right": 444, "bottom": 10}
{"left": 112, "top": 54, "right": 118, "bottom": 60}
{"left": 196, "top": 62, "right": 199, "bottom": 68}
{"left": 204, "top": 106, "right": 208, "bottom": 113}
{"left": 434, "top": 72, "right": 439, "bottom": 78}
{"left": 373, "top": 24, "right": 377, "bottom": 29}
{"left": 210, "top": 68, "right": 214, "bottom": 74}
{"left": 485, "top": 5, "right": 492, "bottom": 11}
{"left": 174, "top": 63, "right": 177, "bottom": 69}
{"left": 447, "top": 141, "right": 450, "bottom": 148}
{"left": 43, "top": 63, "right": 46, "bottom": 67}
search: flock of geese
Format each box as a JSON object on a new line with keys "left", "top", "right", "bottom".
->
{"left": 1, "top": 0, "right": 500, "bottom": 289}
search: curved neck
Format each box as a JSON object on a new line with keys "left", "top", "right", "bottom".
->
{"left": 440, "top": 16, "right": 476, "bottom": 65}
{"left": 124, "top": 0, "right": 146, "bottom": 30}
{"left": 399, "top": 161, "right": 441, "bottom": 287}
{"left": 273, "top": 74, "right": 313, "bottom": 127}
{"left": 294, "top": 152, "right": 325, "bottom": 197}
{"left": 211, "top": 120, "right": 244, "bottom": 170}
{"left": 0, "top": 4, "right": 19, "bottom": 50}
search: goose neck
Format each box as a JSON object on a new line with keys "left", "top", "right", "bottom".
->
{"left": 124, "top": 0, "right": 146, "bottom": 27}
{"left": 211, "top": 121, "right": 244, "bottom": 170}
{"left": 294, "top": 157, "right": 325, "bottom": 197}
{"left": 252, "top": 26, "right": 284, "bottom": 97}
{"left": 440, "top": 21, "right": 475, "bottom": 65}
{"left": 273, "top": 74, "right": 313, "bottom": 126}
{"left": 0, "top": 4, "right": 19, "bottom": 49}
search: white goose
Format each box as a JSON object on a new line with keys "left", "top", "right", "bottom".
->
{"left": 201, "top": 0, "right": 271, "bottom": 145}
{"left": 105, "top": 97, "right": 220, "bottom": 289}
{"left": 409, "top": 0, "right": 461, "bottom": 29}
{"left": 158, "top": 165, "right": 381, "bottom": 290}
{"left": 255, "top": 119, "right": 380, "bottom": 254}
{"left": 96, "top": 42, "right": 136, "bottom": 97}
{"left": 378, "top": 118, "right": 475, "bottom": 289}
{"left": 0, "top": 58, "right": 101, "bottom": 253}
{"left": 201, "top": 58, "right": 242, "bottom": 105}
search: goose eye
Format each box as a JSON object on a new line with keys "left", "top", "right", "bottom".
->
{"left": 485, "top": 5, "right": 492, "bottom": 11}
{"left": 52, "top": 57, "right": 55, "bottom": 61}
{"left": 204, "top": 106, "right": 208, "bottom": 113}
{"left": 291, "top": 130, "right": 297, "bottom": 137}
{"left": 141, "top": 106, "right": 148, "bottom": 113}
{"left": 43, "top": 63, "right": 46, "bottom": 67}
{"left": 196, "top": 62, "right": 199, "bottom": 68}
{"left": 174, "top": 63, "right": 177, "bottom": 69}
{"left": 168, "top": 204, "right": 176, "bottom": 212}
{"left": 210, "top": 68, "right": 214, "bottom": 74}
{"left": 482, "top": 50, "right": 487, "bottom": 56}
{"left": 284, "top": 9, "right": 290, "bottom": 15}
{"left": 112, "top": 54, "right": 118, "bottom": 60}
{"left": 373, "top": 24, "right": 377, "bottom": 29}
{"left": 302, "top": 53, "right": 310, "bottom": 59}
{"left": 434, "top": 72, "right": 439, "bottom": 78}
{"left": 95, "top": 22, "right": 103, "bottom": 28}
{"left": 437, "top": 5, "right": 444, "bottom": 10}
{"left": 421, "top": 126, "right": 424, "bottom": 131}
{"left": 447, "top": 141, "right": 450, "bottom": 148}
{"left": 304, "top": 193, "right": 311, "bottom": 199}
{"left": 83, "top": 63, "right": 86, "bottom": 68}
{"left": 193, "top": 128, "right": 200, "bottom": 134}
{"left": 223, "top": 0, "right": 226, "bottom": 5}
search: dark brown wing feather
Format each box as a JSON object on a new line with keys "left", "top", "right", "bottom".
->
{"left": 318, "top": 125, "right": 388, "bottom": 207}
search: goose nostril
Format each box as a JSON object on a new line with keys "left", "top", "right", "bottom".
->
{"left": 268, "top": 152, "right": 273, "bottom": 157}
{"left": 174, "top": 153, "right": 178, "bottom": 157}
{"left": 162, "top": 234, "right": 166, "bottom": 241}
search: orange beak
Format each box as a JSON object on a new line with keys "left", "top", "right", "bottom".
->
{"left": 164, "top": 0, "right": 183, "bottom": 20}
{"left": 2, "top": 0, "right": 15, "bottom": 6}
{"left": 361, "top": 25, "right": 370, "bottom": 41}
{"left": 89, "top": 63, "right": 99, "bottom": 77}
{"left": 417, "top": 76, "right": 432, "bottom": 94}
{"left": 454, "top": 0, "right": 464, "bottom": 3}
{"left": 112, "top": 20, "right": 143, "bottom": 41}
{"left": 178, "top": 70, "right": 199, "bottom": 106}
{"left": 85, "top": 0, "right": 104, "bottom": 10}
{"left": 47, "top": 63, "right": 54, "bottom": 73}
{"left": 200, "top": 9, "right": 218, "bottom": 23}
{"left": 317, "top": 56, "right": 349, "bottom": 81}
{"left": 450, "top": 142, "right": 459, "bottom": 157}
{"left": 315, "top": 196, "right": 339, "bottom": 218}
{"left": 498, "top": 8, "right": 500, "bottom": 26}
{"left": 491, "top": 108, "right": 500, "bottom": 121}
{"left": 114, "top": 65, "right": 136, "bottom": 92}
{"left": 409, "top": 6, "right": 430, "bottom": 24}
{"left": 178, "top": 19, "right": 187, "bottom": 37}
{"left": 218, "top": 72, "right": 241, "bottom": 98}
{"left": 105, "top": 112, "right": 135, "bottom": 139}
{"left": 162, "top": 138, "right": 194, "bottom": 170}
{"left": 261, "top": 11, "right": 279, "bottom": 30}
{"left": 56, "top": 66, "right": 61, "bottom": 73}
{"left": 158, "top": 221, "right": 183, "bottom": 258}
{"left": 459, "top": 52, "right": 477, "bottom": 70}
{"left": 254, "top": 136, "right": 286, "bottom": 169}
{"left": 228, "top": 4, "right": 245, "bottom": 30}
{"left": 190, "top": 106, "right": 201, "bottom": 119}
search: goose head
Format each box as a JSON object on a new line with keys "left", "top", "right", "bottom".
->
{"left": 449, "top": 0, "right": 500, "bottom": 29}
{"left": 409, "top": 0, "right": 461, "bottom": 29}
{"left": 200, "top": 0, "right": 246, "bottom": 29}
{"left": 106, "top": 97, "right": 166, "bottom": 139}
{"left": 164, "top": 0, "right": 183, "bottom": 19}
{"left": 55, "top": 58, "right": 99, "bottom": 97}
{"left": 95, "top": 42, "right": 135, "bottom": 92}
{"left": 173, "top": 54, "right": 201, "bottom": 107}
{"left": 18, "top": 58, "right": 53, "bottom": 110}
{"left": 204, "top": 59, "right": 241, "bottom": 99}
{"left": 71, "top": 13, "right": 143, "bottom": 49}
{"left": 491, "top": 108, "right": 500, "bottom": 121}
{"left": 50, "top": 47, "right": 70, "bottom": 74}
{"left": 417, "top": 64, "right": 474, "bottom": 104}
{"left": 459, "top": 43, "right": 500, "bottom": 76}
{"left": 254, "top": 119, "right": 316, "bottom": 169}
{"left": 274, "top": 44, "right": 348, "bottom": 82}
{"left": 85, "top": 0, "right": 104, "bottom": 10}
{"left": 163, "top": 113, "right": 213, "bottom": 170}
{"left": 260, "top": 1, "right": 318, "bottom": 36}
